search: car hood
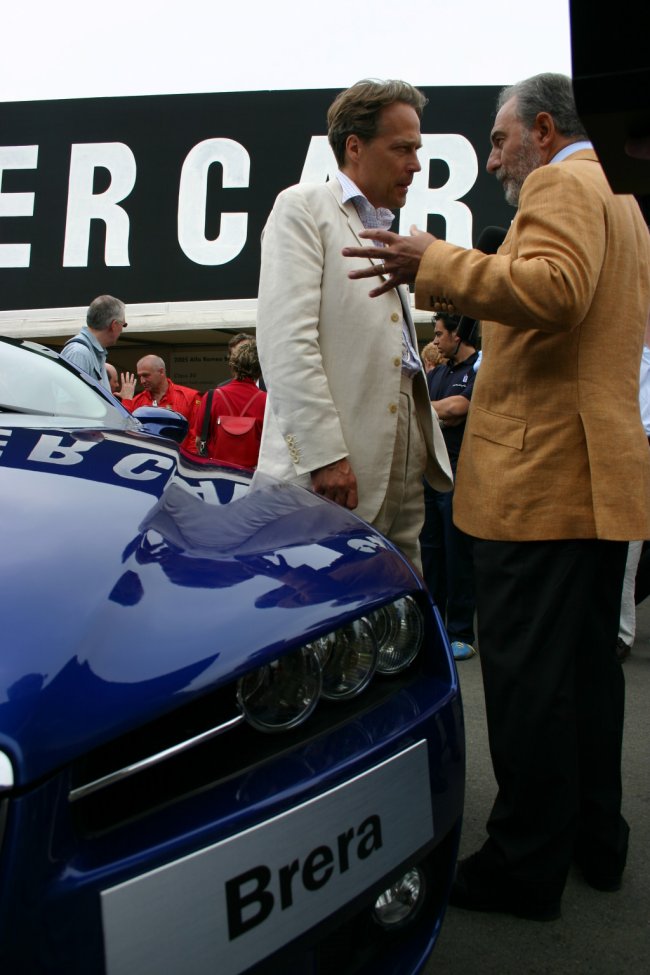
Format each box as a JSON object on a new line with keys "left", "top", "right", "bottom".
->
{"left": 0, "top": 426, "right": 416, "bottom": 785}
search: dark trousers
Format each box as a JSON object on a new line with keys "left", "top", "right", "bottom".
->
{"left": 473, "top": 537, "right": 629, "bottom": 899}
{"left": 420, "top": 482, "right": 475, "bottom": 644}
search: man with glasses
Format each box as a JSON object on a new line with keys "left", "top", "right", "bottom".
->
{"left": 61, "top": 294, "right": 128, "bottom": 391}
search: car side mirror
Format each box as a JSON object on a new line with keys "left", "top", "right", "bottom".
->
{"left": 133, "top": 406, "right": 188, "bottom": 444}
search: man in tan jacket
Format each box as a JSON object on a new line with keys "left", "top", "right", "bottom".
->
{"left": 343, "top": 73, "right": 650, "bottom": 921}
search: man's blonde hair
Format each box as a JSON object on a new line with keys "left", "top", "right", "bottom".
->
{"left": 327, "top": 79, "right": 427, "bottom": 167}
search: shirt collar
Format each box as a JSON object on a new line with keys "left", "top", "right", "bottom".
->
{"left": 81, "top": 325, "right": 107, "bottom": 357}
{"left": 336, "top": 171, "right": 394, "bottom": 230}
{"left": 550, "top": 140, "right": 593, "bottom": 164}
{"left": 446, "top": 350, "right": 479, "bottom": 372}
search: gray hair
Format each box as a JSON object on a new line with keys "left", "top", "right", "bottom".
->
{"left": 87, "top": 294, "right": 125, "bottom": 331}
{"left": 497, "top": 73, "right": 588, "bottom": 140}
{"left": 328, "top": 78, "right": 427, "bottom": 167}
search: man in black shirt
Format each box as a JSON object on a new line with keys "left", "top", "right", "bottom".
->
{"left": 420, "top": 313, "right": 479, "bottom": 660}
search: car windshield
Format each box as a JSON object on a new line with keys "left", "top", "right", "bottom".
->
{"left": 0, "top": 339, "right": 117, "bottom": 420}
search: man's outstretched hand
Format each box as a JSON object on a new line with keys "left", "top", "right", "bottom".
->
{"left": 342, "top": 225, "right": 436, "bottom": 297}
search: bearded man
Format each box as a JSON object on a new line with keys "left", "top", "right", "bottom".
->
{"left": 343, "top": 72, "right": 650, "bottom": 921}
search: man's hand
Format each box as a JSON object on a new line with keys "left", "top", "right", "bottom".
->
{"left": 342, "top": 225, "right": 437, "bottom": 297}
{"left": 120, "top": 371, "right": 136, "bottom": 399}
{"left": 311, "top": 458, "right": 358, "bottom": 510}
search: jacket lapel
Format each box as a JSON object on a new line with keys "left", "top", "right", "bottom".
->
{"left": 326, "top": 178, "right": 382, "bottom": 253}
{"left": 326, "top": 178, "right": 406, "bottom": 323}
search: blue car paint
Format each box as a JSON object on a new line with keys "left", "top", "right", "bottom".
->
{"left": 0, "top": 338, "right": 465, "bottom": 974}
{"left": 1, "top": 426, "right": 419, "bottom": 780}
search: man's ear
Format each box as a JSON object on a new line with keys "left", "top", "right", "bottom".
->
{"left": 534, "top": 111, "right": 555, "bottom": 148}
{"left": 345, "top": 133, "right": 361, "bottom": 164}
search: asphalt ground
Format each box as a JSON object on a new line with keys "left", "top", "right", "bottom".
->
{"left": 426, "top": 599, "right": 650, "bottom": 974}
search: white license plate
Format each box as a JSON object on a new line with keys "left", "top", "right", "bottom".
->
{"left": 102, "top": 740, "right": 433, "bottom": 975}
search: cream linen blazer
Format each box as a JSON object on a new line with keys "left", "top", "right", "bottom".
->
{"left": 415, "top": 150, "right": 650, "bottom": 542}
{"left": 256, "top": 178, "right": 452, "bottom": 524}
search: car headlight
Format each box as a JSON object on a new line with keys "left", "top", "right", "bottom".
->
{"left": 308, "top": 617, "right": 377, "bottom": 700}
{"left": 0, "top": 751, "right": 13, "bottom": 793}
{"left": 237, "top": 596, "right": 424, "bottom": 733}
{"left": 237, "top": 646, "right": 322, "bottom": 732}
{"left": 369, "top": 596, "right": 423, "bottom": 674}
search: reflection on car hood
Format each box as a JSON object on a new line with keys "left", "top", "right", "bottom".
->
{"left": 0, "top": 426, "right": 415, "bottom": 784}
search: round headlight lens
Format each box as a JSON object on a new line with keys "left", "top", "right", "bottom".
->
{"left": 237, "top": 647, "right": 322, "bottom": 732}
{"left": 371, "top": 596, "right": 423, "bottom": 674}
{"left": 309, "top": 618, "right": 377, "bottom": 700}
{"left": 373, "top": 866, "right": 426, "bottom": 928}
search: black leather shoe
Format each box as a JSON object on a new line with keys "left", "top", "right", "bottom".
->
{"left": 450, "top": 853, "right": 562, "bottom": 922}
{"left": 573, "top": 851, "right": 623, "bottom": 892}
{"left": 573, "top": 821, "right": 630, "bottom": 892}
{"left": 579, "top": 865, "right": 622, "bottom": 892}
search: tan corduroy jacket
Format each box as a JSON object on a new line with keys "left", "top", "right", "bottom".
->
{"left": 415, "top": 150, "right": 650, "bottom": 541}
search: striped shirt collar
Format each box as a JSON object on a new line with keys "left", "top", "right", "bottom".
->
{"left": 336, "top": 171, "right": 395, "bottom": 230}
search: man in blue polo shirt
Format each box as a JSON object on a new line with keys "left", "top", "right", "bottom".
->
{"left": 61, "top": 294, "right": 127, "bottom": 392}
{"left": 420, "top": 312, "right": 479, "bottom": 660}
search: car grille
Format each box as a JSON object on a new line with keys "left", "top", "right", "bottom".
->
{"left": 69, "top": 664, "right": 424, "bottom": 837}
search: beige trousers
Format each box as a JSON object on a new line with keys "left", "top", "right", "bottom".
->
{"left": 372, "top": 373, "right": 427, "bottom": 572}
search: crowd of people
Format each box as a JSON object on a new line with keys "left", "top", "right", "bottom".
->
{"left": 60, "top": 303, "right": 267, "bottom": 467}
{"left": 59, "top": 71, "right": 650, "bottom": 926}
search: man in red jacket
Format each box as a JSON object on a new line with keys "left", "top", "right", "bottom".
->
{"left": 122, "top": 354, "right": 201, "bottom": 454}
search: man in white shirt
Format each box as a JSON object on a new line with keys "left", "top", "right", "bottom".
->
{"left": 255, "top": 79, "right": 452, "bottom": 568}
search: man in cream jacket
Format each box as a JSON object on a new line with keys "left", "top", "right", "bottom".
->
{"left": 255, "top": 79, "right": 452, "bottom": 569}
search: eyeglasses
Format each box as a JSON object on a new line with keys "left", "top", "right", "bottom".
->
{"left": 112, "top": 319, "right": 128, "bottom": 329}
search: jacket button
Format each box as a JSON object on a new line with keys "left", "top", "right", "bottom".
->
{"left": 389, "top": 403, "right": 398, "bottom": 413}
{"left": 393, "top": 357, "right": 401, "bottom": 367}
{"left": 391, "top": 312, "right": 400, "bottom": 323}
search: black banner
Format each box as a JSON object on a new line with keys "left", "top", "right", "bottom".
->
{"left": 0, "top": 87, "right": 511, "bottom": 312}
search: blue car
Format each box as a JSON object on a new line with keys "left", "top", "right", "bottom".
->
{"left": 0, "top": 336, "right": 464, "bottom": 975}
